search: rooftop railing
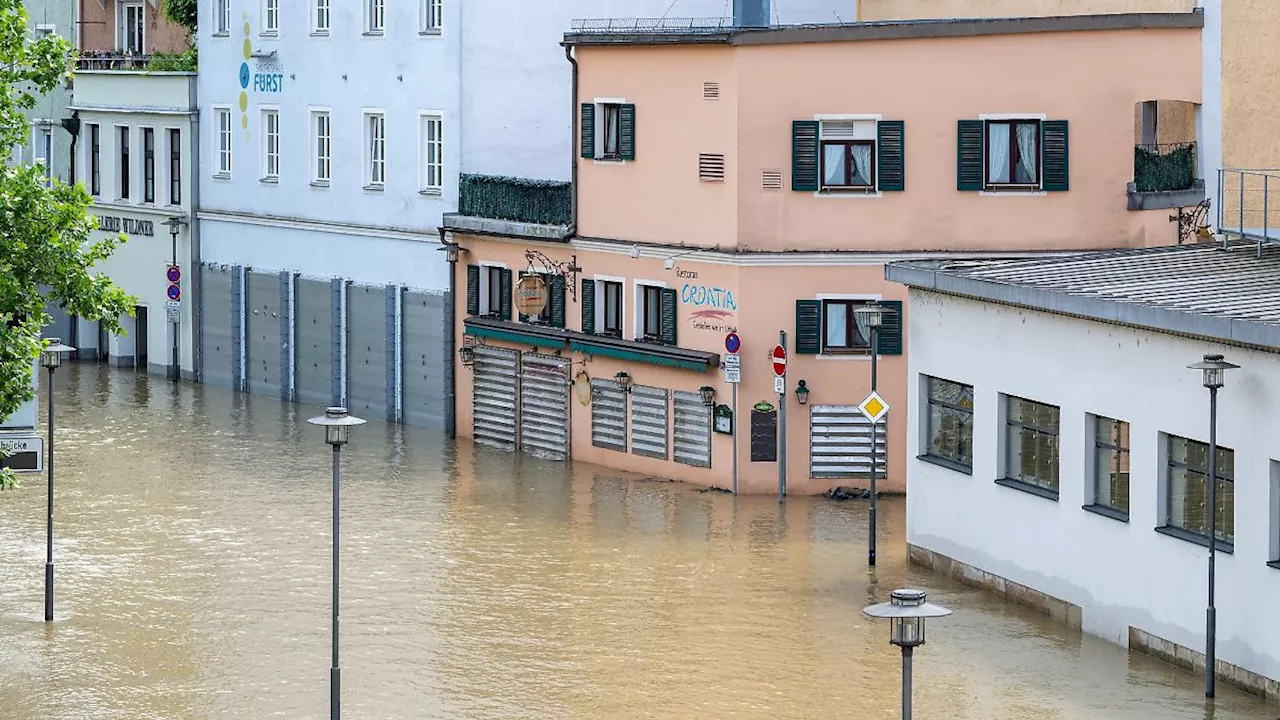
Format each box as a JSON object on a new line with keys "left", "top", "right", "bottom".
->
{"left": 75, "top": 52, "right": 152, "bottom": 71}
{"left": 569, "top": 17, "right": 735, "bottom": 34}
{"left": 1218, "top": 169, "right": 1280, "bottom": 245}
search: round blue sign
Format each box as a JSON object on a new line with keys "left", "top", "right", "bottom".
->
{"left": 166, "top": 284, "right": 182, "bottom": 301}
{"left": 725, "top": 332, "right": 741, "bottom": 354}
{"left": 239, "top": 63, "right": 250, "bottom": 89}
{"left": 166, "top": 265, "right": 181, "bottom": 283}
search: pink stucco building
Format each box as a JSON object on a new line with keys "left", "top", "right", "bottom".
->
{"left": 445, "top": 10, "right": 1204, "bottom": 495}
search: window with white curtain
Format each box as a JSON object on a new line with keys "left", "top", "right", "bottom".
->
{"left": 420, "top": 114, "right": 442, "bottom": 193}
{"left": 261, "top": 109, "right": 279, "bottom": 180}
{"left": 821, "top": 298, "right": 876, "bottom": 353}
{"left": 819, "top": 119, "right": 876, "bottom": 190}
{"left": 985, "top": 119, "right": 1040, "bottom": 188}
{"left": 365, "top": 112, "right": 385, "bottom": 187}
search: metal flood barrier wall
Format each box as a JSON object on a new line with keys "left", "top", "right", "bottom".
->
{"left": 196, "top": 263, "right": 450, "bottom": 429}
{"left": 809, "top": 404, "right": 888, "bottom": 479}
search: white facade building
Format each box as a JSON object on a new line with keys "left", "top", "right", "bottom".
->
{"left": 194, "top": 0, "right": 847, "bottom": 428}
{"left": 887, "top": 242, "right": 1280, "bottom": 702}
{"left": 71, "top": 71, "right": 199, "bottom": 378}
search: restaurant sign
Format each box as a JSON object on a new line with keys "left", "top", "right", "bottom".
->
{"left": 96, "top": 214, "right": 155, "bottom": 237}
{"left": 515, "top": 274, "right": 548, "bottom": 316}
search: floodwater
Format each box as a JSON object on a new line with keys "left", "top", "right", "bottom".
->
{"left": 0, "top": 364, "right": 1273, "bottom": 720}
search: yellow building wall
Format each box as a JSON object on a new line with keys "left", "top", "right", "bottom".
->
{"left": 1222, "top": 0, "right": 1280, "bottom": 170}
{"left": 858, "top": 0, "right": 1194, "bottom": 21}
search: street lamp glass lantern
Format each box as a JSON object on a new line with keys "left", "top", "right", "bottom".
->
{"left": 863, "top": 588, "right": 952, "bottom": 649}
{"left": 437, "top": 241, "right": 466, "bottom": 264}
{"left": 40, "top": 339, "right": 74, "bottom": 369}
{"left": 307, "top": 406, "right": 366, "bottom": 447}
{"left": 614, "top": 371, "right": 632, "bottom": 394}
{"left": 1188, "top": 354, "right": 1239, "bottom": 390}
{"left": 795, "top": 379, "right": 810, "bottom": 405}
{"left": 853, "top": 303, "right": 886, "bottom": 329}
{"left": 699, "top": 385, "right": 716, "bottom": 407}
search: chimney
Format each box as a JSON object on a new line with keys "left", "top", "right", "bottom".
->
{"left": 733, "top": 0, "right": 770, "bottom": 28}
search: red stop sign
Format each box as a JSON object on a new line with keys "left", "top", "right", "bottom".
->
{"left": 772, "top": 344, "right": 787, "bottom": 376}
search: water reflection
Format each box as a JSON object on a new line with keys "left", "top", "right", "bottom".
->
{"left": 0, "top": 364, "right": 1271, "bottom": 719}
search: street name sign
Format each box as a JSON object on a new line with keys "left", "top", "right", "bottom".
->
{"left": 0, "top": 435, "right": 43, "bottom": 473}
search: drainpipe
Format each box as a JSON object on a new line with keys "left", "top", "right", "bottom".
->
{"left": 441, "top": 226, "right": 458, "bottom": 438}
{"left": 563, "top": 43, "right": 578, "bottom": 239}
{"left": 189, "top": 74, "right": 203, "bottom": 382}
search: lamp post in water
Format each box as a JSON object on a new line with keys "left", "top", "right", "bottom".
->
{"left": 1187, "top": 353, "right": 1236, "bottom": 698}
{"left": 307, "top": 407, "right": 365, "bottom": 720}
{"left": 853, "top": 303, "right": 886, "bottom": 566}
{"left": 864, "top": 589, "right": 952, "bottom": 720}
{"left": 41, "top": 339, "right": 73, "bottom": 622}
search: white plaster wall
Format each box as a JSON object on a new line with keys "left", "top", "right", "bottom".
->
{"left": 905, "top": 289, "right": 1280, "bottom": 682}
{"left": 1197, "top": 0, "right": 1223, "bottom": 217}
{"left": 459, "top": 0, "right": 851, "bottom": 180}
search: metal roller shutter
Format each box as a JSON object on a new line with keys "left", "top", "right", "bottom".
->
{"left": 673, "top": 390, "right": 711, "bottom": 468}
{"left": 200, "top": 264, "right": 235, "bottom": 388}
{"left": 630, "top": 385, "right": 669, "bottom": 460}
{"left": 590, "top": 379, "right": 627, "bottom": 452}
{"left": 809, "top": 404, "right": 887, "bottom": 479}
{"left": 402, "top": 290, "right": 448, "bottom": 429}
{"left": 295, "top": 278, "right": 335, "bottom": 407}
{"left": 472, "top": 345, "right": 519, "bottom": 450}
{"left": 246, "top": 271, "right": 284, "bottom": 398}
{"left": 519, "top": 354, "right": 570, "bottom": 460}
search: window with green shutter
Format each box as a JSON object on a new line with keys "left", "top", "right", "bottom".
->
{"left": 465, "top": 264, "right": 480, "bottom": 316}
{"left": 791, "top": 120, "right": 819, "bottom": 191}
{"left": 549, "top": 275, "right": 566, "bottom": 328}
{"left": 498, "top": 268, "right": 512, "bottom": 321}
{"left": 959, "top": 118, "right": 1068, "bottom": 192}
{"left": 795, "top": 300, "right": 821, "bottom": 354}
{"left": 659, "top": 288, "right": 678, "bottom": 346}
{"left": 619, "top": 104, "right": 636, "bottom": 161}
{"left": 797, "top": 298, "right": 902, "bottom": 355}
{"left": 797, "top": 119, "right": 904, "bottom": 193}
{"left": 957, "top": 120, "right": 984, "bottom": 191}
{"left": 877, "top": 120, "right": 905, "bottom": 192}
{"left": 877, "top": 300, "right": 903, "bottom": 356}
{"left": 580, "top": 278, "right": 595, "bottom": 333}
{"left": 1042, "top": 120, "right": 1069, "bottom": 192}
{"left": 591, "top": 103, "right": 635, "bottom": 162}
{"left": 580, "top": 104, "right": 595, "bottom": 159}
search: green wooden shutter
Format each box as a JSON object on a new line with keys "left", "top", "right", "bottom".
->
{"left": 498, "top": 268, "right": 512, "bottom": 321}
{"left": 957, "top": 120, "right": 984, "bottom": 191}
{"left": 791, "top": 120, "right": 819, "bottom": 192}
{"left": 877, "top": 120, "right": 905, "bottom": 192}
{"left": 877, "top": 300, "right": 904, "bottom": 356}
{"left": 1042, "top": 120, "right": 1069, "bottom": 192}
{"left": 549, "top": 275, "right": 566, "bottom": 328}
{"left": 465, "top": 264, "right": 480, "bottom": 316}
{"left": 795, "top": 300, "right": 821, "bottom": 354}
{"left": 659, "top": 288, "right": 678, "bottom": 346}
{"left": 619, "top": 104, "right": 636, "bottom": 161}
{"left": 580, "top": 103, "right": 595, "bottom": 159}
{"left": 580, "top": 278, "right": 595, "bottom": 334}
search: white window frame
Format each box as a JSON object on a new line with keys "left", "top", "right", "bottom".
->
{"left": 418, "top": 112, "right": 443, "bottom": 195}
{"left": 593, "top": 275, "right": 626, "bottom": 337}
{"left": 34, "top": 24, "right": 55, "bottom": 40}
{"left": 214, "top": 0, "right": 230, "bottom": 36}
{"left": 310, "top": 108, "right": 331, "bottom": 186}
{"left": 420, "top": 0, "right": 443, "bottom": 34}
{"left": 117, "top": 2, "right": 145, "bottom": 55}
{"left": 814, "top": 113, "right": 881, "bottom": 197}
{"left": 164, "top": 125, "right": 182, "bottom": 206}
{"left": 86, "top": 122, "right": 101, "bottom": 196}
{"left": 140, "top": 125, "right": 156, "bottom": 204}
{"left": 977, "top": 112, "right": 1049, "bottom": 196}
{"left": 312, "top": 0, "right": 330, "bottom": 34}
{"left": 262, "top": 0, "right": 280, "bottom": 35}
{"left": 812, "top": 292, "right": 881, "bottom": 361}
{"left": 477, "top": 262, "right": 507, "bottom": 317}
{"left": 592, "top": 97, "right": 626, "bottom": 164}
{"left": 32, "top": 123, "right": 52, "bottom": 186}
{"left": 365, "top": 0, "right": 385, "bottom": 34}
{"left": 363, "top": 110, "right": 386, "bottom": 189}
{"left": 115, "top": 124, "right": 132, "bottom": 201}
{"left": 260, "top": 107, "right": 280, "bottom": 182}
{"left": 213, "top": 106, "right": 232, "bottom": 178}
{"left": 633, "top": 279, "right": 666, "bottom": 342}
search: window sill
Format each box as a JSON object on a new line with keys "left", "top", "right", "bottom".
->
{"left": 419, "top": 188, "right": 442, "bottom": 196}
{"left": 212, "top": 172, "right": 231, "bottom": 181}
{"left": 363, "top": 184, "right": 385, "bottom": 193}
{"left": 212, "top": 32, "right": 230, "bottom": 38}
{"left": 816, "top": 188, "right": 882, "bottom": 199}
{"left": 260, "top": 177, "right": 279, "bottom": 185}
{"left": 1155, "top": 526, "right": 1234, "bottom": 553}
{"left": 310, "top": 31, "right": 330, "bottom": 37}
{"left": 310, "top": 180, "right": 330, "bottom": 188}
{"left": 419, "top": 29, "right": 442, "bottom": 37}
{"left": 362, "top": 30, "right": 385, "bottom": 37}
{"left": 1082, "top": 504, "right": 1129, "bottom": 523}
{"left": 259, "top": 31, "right": 279, "bottom": 38}
{"left": 917, "top": 454, "right": 972, "bottom": 476}
{"left": 1268, "top": 560, "right": 1280, "bottom": 571}
{"left": 979, "top": 188, "right": 1046, "bottom": 197}
{"left": 995, "top": 477, "right": 1059, "bottom": 501}
{"left": 593, "top": 158, "right": 626, "bottom": 165}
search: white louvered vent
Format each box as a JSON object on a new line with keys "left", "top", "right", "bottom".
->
{"left": 703, "top": 82, "right": 721, "bottom": 100}
{"left": 820, "top": 119, "right": 871, "bottom": 140}
{"left": 761, "top": 170, "right": 783, "bottom": 190}
{"left": 699, "top": 153, "right": 725, "bottom": 182}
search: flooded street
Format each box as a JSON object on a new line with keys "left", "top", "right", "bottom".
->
{"left": 0, "top": 364, "right": 1271, "bottom": 719}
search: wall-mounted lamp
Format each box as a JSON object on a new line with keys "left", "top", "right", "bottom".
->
{"left": 664, "top": 250, "right": 698, "bottom": 271}
{"left": 629, "top": 245, "right": 641, "bottom": 258}
{"left": 795, "top": 379, "right": 810, "bottom": 405}
{"left": 699, "top": 385, "right": 716, "bottom": 407}
{"left": 614, "top": 371, "right": 632, "bottom": 393}
{"left": 458, "top": 346, "right": 475, "bottom": 368}
{"left": 438, "top": 240, "right": 467, "bottom": 264}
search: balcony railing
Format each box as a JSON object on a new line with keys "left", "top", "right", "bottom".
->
{"left": 569, "top": 17, "right": 735, "bottom": 34}
{"left": 75, "top": 52, "right": 152, "bottom": 71}
{"left": 1218, "top": 169, "right": 1280, "bottom": 244}
{"left": 458, "top": 174, "right": 571, "bottom": 227}
{"left": 1134, "top": 142, "right": 1196, "bottom": 192}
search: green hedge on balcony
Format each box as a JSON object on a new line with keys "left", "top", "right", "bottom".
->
{"left": 1134, "top": 144, "right": 1196, "bottom": 193}
{"left": 458, "top": 174, "right": 571, "bottom": 226}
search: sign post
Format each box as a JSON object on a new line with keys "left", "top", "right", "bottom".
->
{"left": 775, "top": 335, "right": 787, "bottom": 502}
{"left": 858, "top": 390, "right": 891, "bottom": 566}
{"left": 0, "top": 434, "right": 44, "bottom": 473}
{"left": 724, "top": 332, "right": 741, "bottom": 495}
{"left": 166, "top": 264, "right": 182, "bottom": 379}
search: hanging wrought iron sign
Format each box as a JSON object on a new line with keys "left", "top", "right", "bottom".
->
{"left": 1170, "top": 197, "right": 1212, "bottom": 245}
{"left": 525, "top": 249, "right": 582, "bottom": 301}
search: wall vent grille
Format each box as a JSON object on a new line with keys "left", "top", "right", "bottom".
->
{"left": 699, "top": 154, "right": 726, "bottom": 182}
{"left": 703, "top": 82, "right": 720, "bottom": 100}
{"left": 761, "top": 170, "right": 783, "bottom": 190}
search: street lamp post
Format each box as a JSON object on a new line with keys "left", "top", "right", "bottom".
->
{"left": 162, "top": 216, "right": 188, "bottom": 380}
{"left": 853, "top": 304, "right": 886, "bottom": 566}
{"left": 40, "top": 339, "right": 73, "bottom": 623}
{"left": 307, "top": 407, "right": 365, "bottom": 720}
{"left": 1187, "top": 353, "right": 1237, "bottom": 698}
{"left": 864, "top": 589, "right": 952, "bottom": 720}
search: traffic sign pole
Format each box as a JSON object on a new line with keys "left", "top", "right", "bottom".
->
{"left": 778, "top": 330, "right": 787, "bottom": 503}
{"left": 166, "top": 264, "right": 182, "bottom": 380}
{"left": 869, "top": 324, "right": 880, "bottom": 566}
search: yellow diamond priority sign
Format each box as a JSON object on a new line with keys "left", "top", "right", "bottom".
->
{"left": 858, "top": 391, "right": 891, "bottom": 424}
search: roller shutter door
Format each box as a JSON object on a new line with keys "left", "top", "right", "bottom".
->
{"left": 630, "top": 385, "right": 669, "bottom": 460}
{"left": 519, "top": 354, "right": 570, "bottom": 460}
{"left": 472, "top": 345, "right": 518, "bottom": 450}
{"left": 673, "top": 390, "right": 711, "bottom": 468}
{"left": 590, "top": 379, "right": 627, "bottom": 452}
{"left": 809, "top": 404, "right": 887, "bottom": 479}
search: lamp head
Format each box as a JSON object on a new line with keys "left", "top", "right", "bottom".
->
{"left": 1188, "top": 353, "right": 1238, "bottom": 390}
{"left": 863, "top": 588, "right": 952, "bottom": 649}
{"left": 41, "top": 339, "right": 74, "bottom": 370}
{"left": 307, "top": 406, "right": 366, "bottom": 446}
{"left": 854, "top": 303, "right": 886, "bottom": 329}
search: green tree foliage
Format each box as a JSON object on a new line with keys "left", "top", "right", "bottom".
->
{"left": 163, "top": 0, "right": 198, "bottom": 35}
{"left": 0, "top": 1, "right": 134, "bottom": 487}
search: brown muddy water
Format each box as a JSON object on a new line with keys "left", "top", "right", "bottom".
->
{"left": 0, "top": 364, "right": 1272, "bottom": 719}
